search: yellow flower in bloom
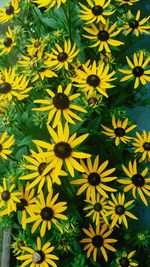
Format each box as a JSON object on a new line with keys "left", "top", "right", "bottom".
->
{"left": 123, "top": 10, "right": 150, "bottom": 37}
{"left": 101, "top": 116, "right": 137, "bottom": 146}
{"left": 33, "top": 122, "right": 90, "bottom": 177}
{"left": 33, "top": 84, "right": 87, "bottom": 128}
{"left": 116, "top": 250, "right": 138, "bottom": 267}
{"left": 0, "top": 27, "right": 16, "bottom": 56}
{"left": 0, "top": 131, "right": 14, "bottom": 160}
{"left": 79, "top": 0, "right": 115, "bottom": 25}
{"left": 83, "top": 90, "right": 103, "bottom": 108}
{"left": 26, "top": 38, "right": 45, "bottom": 57}
{"left": 116, "top": 0, "right": 139, "bottom": 6}
{"left": 0, "top": 178, "right": 21, "bottom": 215}
{"left": 84, "top": 193, "right": 108, "bottom": 225}
{"left": 132, "top": 130, "right": 150, "bottom": 161}
{"left": 33, "top": 0, "right": 67, "bottom": 11}
{"left": 80, "top": 223, "right": 117, "bottom": 262}
{"left": 118, "top": 160, "right": 150, "bottom": 206}
{"left": 45, "top": 40, "right": 79, "bottom": 71}
{"left": 26, "top": 190, "right": 67, "bottom": 237}
{"left": 20, "top": 146, "right": 67, "bottom": 192}
{"left": 105, "top": 193, "right": 137, "bottom": 228}
{"left": 73, "top": 61, "right": 116, "bottom": 98}
{"left": 0, "top": 68, "right": 32, "bottom": 101}
{"left": 32, "top": 67, "right": 57, "bottom": 82}
{"left": 0, "top": 0, "right": 20, "bottom": 24}
{"left": 83, "top": 19, "right": 124, "bottom": 53}
{"left": 119, "top": 51, "right": 150, "bottom": 89}
{"left": 17, "top": 237, "right": 59, "bottom": 267}
{"left": 71, "top": 155, "right": 117, "bottom": 199}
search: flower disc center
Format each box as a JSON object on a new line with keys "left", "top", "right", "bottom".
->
{"left": 41, "top": 207, "right": 53, "bottom": 221}
{"left": 32, "top": 250, "right": 45, "bottom": 264}
{"left": 92, "top": 235, "right": 103, "bottom": 247}
{"left": 54, "top": 142, "right": 72, "bottom": 159}
{"left": 114, "top": 127, "right": 125, "bottom": 137}
{"left": 143, "top": 142, "right": 150, "bottom": 151}
{"left": 88, "top": 172, "right": 101, "bottom": 186}
{"left": 6, "top": 5, "right": 14, "bottom": 15}
{"left": 132, "top": 66, "right": 144, "bottom": 77}
{"left": 34, "top": 41, "right": 40, "bottom": 48}
{"left": 98, "top": 30, "right": 109, "bottom": 41}
{"left": 88, "top": 97, "right": 98, "bottom": 106}
{"left": 1, "top": 190, "right": 10, "bottom": 201}
{"left": 129, "top": 20, "right": 139, "bottom": 29}
{"left": 17, "top": 198, "right": 28, "bottom": 210}
{"left": 119, "top": 257, "right": 129, "bottom": 267}
{"left": 38, "top": 162, "right": 47, "bottom": 175}
{"left": 57, "top": 52, "right": 68, "bottom": 62}
{"left": 92, "top": 5, "right": 103, "bottom": 16}
{"left": 131, "top": 174, "right": 145, "bottom": 187}
{"left": 86, "top": 75, "right": 100, "bottom": 87}
{"left": 4, "top": 38, "right": 12, "bottom": 47}
{"left": 94, "top": 202, "right": 102, "bottom": 211}
{"left": 0, "top": 82, "right": 12, "bottom": 94}
{"left": 115, "top": 205, "right": 125, "bottom": 215}
{"left": 53, "top": 93, "right": 70, "bottom": 109}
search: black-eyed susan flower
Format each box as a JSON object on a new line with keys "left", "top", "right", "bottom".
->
{"left": 26, "top": 37, "right": 45, "bottom": 57}
{"left": 0, "top": 178, "right": 21, "bottom": 215}
{"left": 33, "top": 0, "right": 67, "bottom": 11}
{"left": 119, "top": 51, "right": 150, "bottom": 89}
{"left": 83, "top": 90, "right": 103, "bottom": 108}
{"left": 45, "top": 40, "right": 79, "bottom": 71}
{"left": 83, "top": 19, "right": 124, "bottom": 53}
{"left": 132, "top": 130, "right": 150, "bottom": 161}
{"left": 80, "top": 223, "right": 117, "bottom": 262}
{"left": 116, "top": 250, "right": 138, "bottom": 267}
{"left": 101, "top": 116, "right": 137, "bottom": 146}
{"left": 20, "top": 146, "right": 67, "bottom": 192}
{"left": 0, "top": 0, "right": 20, "bottom": 24}
{"left": 84, "top": 193, "right": 108, "bottom": 225}
{"left": 118, "top": 160, "right": 150, "bottom": 206}
{"left": 33, "top": 83, "right": 87, "bottom": 128}
{"left": 105, "top": 193, "right": 137, "bottom": 229}
{"left": 79, "top": 0, "right": 115, "bottom": 25}
{"left": 0, "top": 68, "right": 32, "bottom": 101}
{"left": 71, "top": 155, "right": 117, "bottom": 199}
{"left": 123, "top": 10, "right": 150, "bottom": 37}
{"left": 17, "top": 237, "right": 59, "bottom": 267}
{"left": 33, "top": 122, "right": 90, "bottom": 177}
{"left": 32, "top": 67, "right": 57, "bottom": 82}
{"left": 11, "top": 234, "right": 27, "bottom": 256}
{"left": 73, "top": 61, "right": 116, "bottom": 98}
{"left": 26, "top": 190, "right": 67, "bottom": 237}
{"left": 0, "top": 27, "right": 16, "bottom": 56}
{"left": 0, "top": 131, "right": 14, "bottom": 160}
{"left": 116, "top": 0, "right": 139, "bottom": 5}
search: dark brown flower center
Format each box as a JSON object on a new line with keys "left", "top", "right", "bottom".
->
{"left": 34, "top": 41, "right": 40, "bottom": 48}
{"left": 57, "top": 52, "right": 68, "bottom": 62}
{"left": 0, "top": 144, "right": 2, "bottom": 152}
{"left": 41, "top": 207, "right": 53, "bottom": 221}
{"left": 115, "top": 205, "right": 125, "bottom": 215}
{"left": 1, "top": 190, "right": 10, "bottom": 201}
{"left": 17, "top": 241, "right": 25, "bottom": 249}
{"left": 38, "top": 162, "right": 47, "bottom": 175}
{"left": 6, "top": 5, "right": 14, "bottom": 15}
{"left": 143, "top": 142, "right": 150, "bottom": 151}
{"left": 17, "top": 198, "right": 28, "bottom": 210}
{"left": 54, "top": 142, "right": 72, "bottom": 159}
{"left": 92, "top": 5, "right": 103, "bottom": 16}
{"left": 132, "top": 66, "right": 144, "bottom": 77}
{"left": 98, "top": 30, "right": 109, "bottom": 41}
{"left": 88, "top": 97, "right": 98, "bottom": 106}
{"left": 88, "top": 172, "right": 101, "bottom": 186}
{"left": 119, "top": 257, "right": 129, "bottom": 267}
{"left": 131, "top": 174, "right": 145, "bottom": 187}
{"left": 4, "top": 38, "right": 12, "bottom": 47}
{"left": 92, "top": 235, "right": 103, "bottom": 247}
{"left": 32, "top": 250, "right": 45, "bottom": 264}
{"left": 86, "top": 75, "right": 100, "bottom": 87}
{"left": 129, "top": 20, "right": 139, "bottom": 29}
{"left": 0, "top": 82, "right": 12, "bottom": 94}
{"left": 114, "top": 127, "right": 125, "bottom": 137}
{"left": 53, "top": 93, "right": 70, "bottom": 109}
{"left": 94, "top": 202, "right": 102, "bottom": 211}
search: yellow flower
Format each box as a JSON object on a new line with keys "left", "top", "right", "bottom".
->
{"left": 123, "top": 10, "right": 150, "bottom": 37}
{"left": 0, "top": 68, "right": 32, "bottom": 101}
{"left": 79, "top": 0, "right": 115, "bottom": 24}
{"left": 0, "top": 131, "right": 14, "bottom": 160}
{"left": 0, "top": 178, "right": 21, "bottom": 215}
{"left": 119, "top": 51, "right": 150, "bottom": 89}
{"left": 80, "top": 223, "right": 117, "bottom": 262}
{"left": 118, "top": 160, "right": 150, "bottom": 206}
{"left": 33, "top": 83, "right": 87, "bottom": 128}
{"left": 26, "top": 37, "right": 45, "bottom": 57}
{"left": 116, "top": 250, "right": 138, "bottom": 267}
{"left": 116, "top": 0, "right": 139, "bottom": 5}
{"left": 71, "top": 155, "right": 117, "bottom": 199}
{"left": 83, "top": 19, "right": 124, "bottom": 53}
{"left": 105, "top": 193, "right": 138, "bottom": 228}
{"left": 33, "top": 122, "right": 90, "bottom": 177}
{"left": 132, "top": 130, "right": 150, "bottom": 161}
{"left": 0, "top": 27, "right": 16, "bottom": 56}
{"left": 73, "top": 60, "right": 116, "bottom": 98}
{"left": 101, "top": 115, "right": 137, "bottom": 146}
{"left": 0, "top": 0, "right": 20, "bottom": 24}
{"left": 32, "top": 67, "right": 57, "bottom": 82}
{"left": 83, "top": 90, "right": 103, "bottom": 108}
{"left": 33, "top": 0, "right": 67, "bottom": 11}
{"left": 26, "top": 190, "right": 67, "bottom": 237}
{"left": 45, "top": 40, "right": 79, "bottom": 71}
{"left": 17, "top": 237, "right": 59, "bottom": 267}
